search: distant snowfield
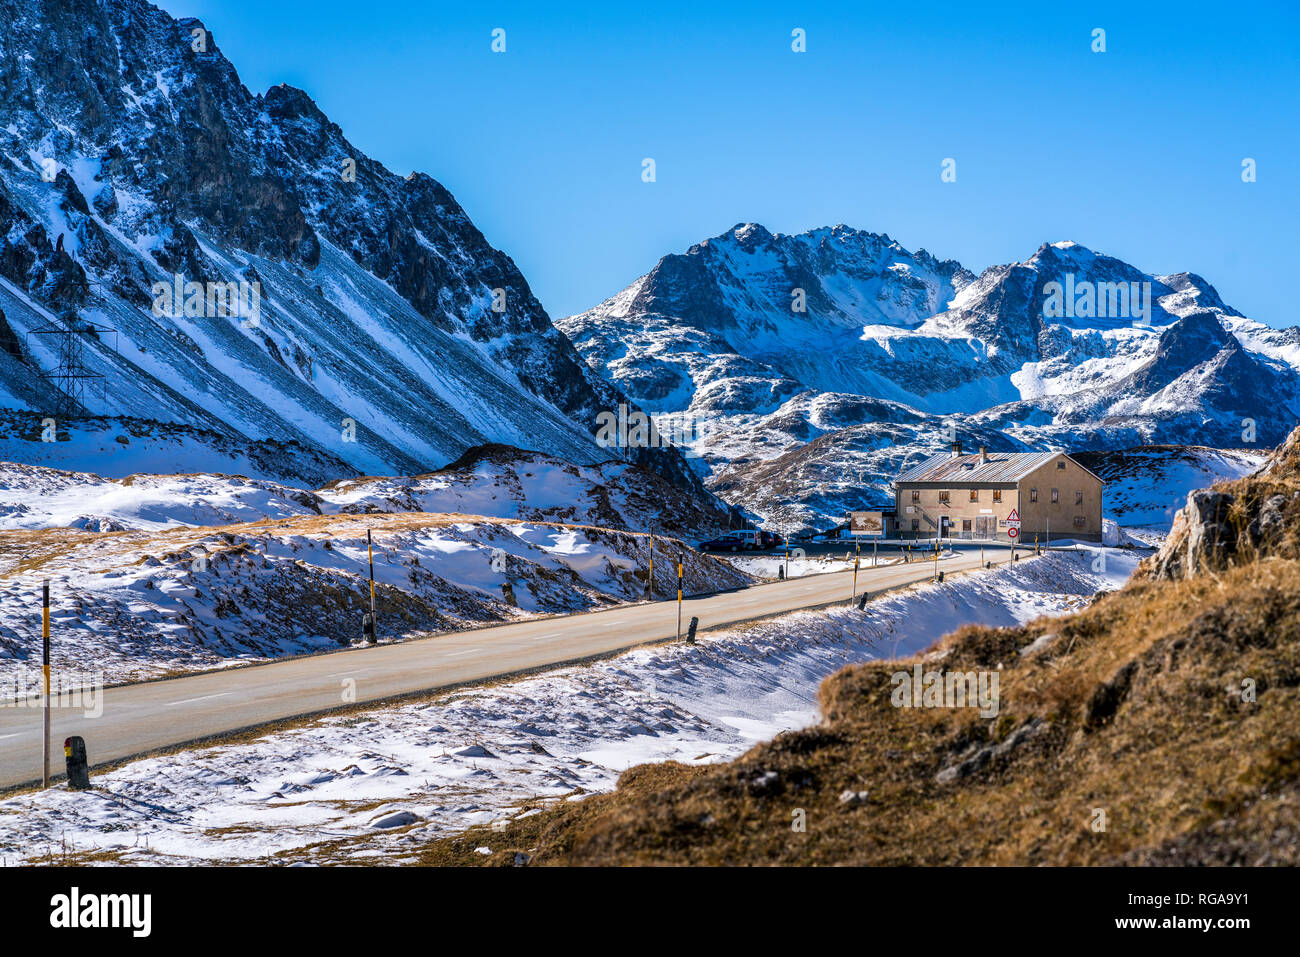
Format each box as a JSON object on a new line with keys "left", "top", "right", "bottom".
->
{"left": 0, "top": 546, "right": 1141, "bottom": 865}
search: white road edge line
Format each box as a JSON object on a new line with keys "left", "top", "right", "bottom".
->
{"left": 163, "top": 692, "right": 233, "bottom": 707}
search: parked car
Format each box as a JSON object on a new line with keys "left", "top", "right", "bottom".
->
{"left": 699, "top": 534, "right": 745, "bottom": 553}
{"left": 699, "top": 529, "right": 783, "bottom": 552}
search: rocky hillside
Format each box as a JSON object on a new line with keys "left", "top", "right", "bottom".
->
{"left": 417, "top": 425, "right": 1300, "bottom": 865}
{"left": 560, "top": 224, "right": 1300, "bottom": 534}
{"left": 0, "top": 0, "right": 712, "bottom": 510}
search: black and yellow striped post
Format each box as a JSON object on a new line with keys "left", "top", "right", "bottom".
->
{"left": 42, "top": 579, "right": 50, "bottom": 789}
{"left": 676, "top": 553, "right": 684, "bottom": 640}
{"left": 364, "top": 529, "right": 377, "bottom": 644}
{"left": 646, "top": 529, "right": 654, "bottom": 600}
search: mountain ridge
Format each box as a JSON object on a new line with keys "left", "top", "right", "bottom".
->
{"left": 558, "top": 222, "right": 1300, "bottom": 533}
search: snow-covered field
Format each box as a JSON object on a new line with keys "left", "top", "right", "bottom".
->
{"left": 0, "top": 452, "right": 722, "bottom": 539}
{"left": 0, "top": 546, "right": 1139, "bottom": 866}
{"left": 0, "top": 513, "right": 748, "bottom": 685}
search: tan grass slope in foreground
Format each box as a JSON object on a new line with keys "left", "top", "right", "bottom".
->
{"left": 418, "top": 425, "right": 1300, "bottom": 866}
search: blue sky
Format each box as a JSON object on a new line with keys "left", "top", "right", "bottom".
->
{"left": 159, "top": 0, "right": 1298, "bottom": 327}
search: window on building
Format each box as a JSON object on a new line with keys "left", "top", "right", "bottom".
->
{"left": 1074, "top": 515, "right": 1086, "bottom": 528}
{"left": 1030, "top": 488, "right": 1038, "bottom": 503}
{"left": 969, "top": 489, "right": 979, "bottom": 502}
{"left": 1075, "top": 489, "right": 1083, "bottom": 506}
{"left": 911, "top": 490, "right": 920, "bottom": 503}
{"left": 962, "top": 519, "right": 972, "bottom": 532}
{"left": 1051, "top": 488, "right": 1059, "bottom": 503}
{"left": 992, "top": 489, "right": 1002, "bottom": 503}
{"left": 938, "top": 490, "right": 950, "bottom": 503}
{"left": 1057, "top": 460, "right": 1066, "bottom": 470}
{"left": 911, "top": 519, "right": 920, "bottom": 531}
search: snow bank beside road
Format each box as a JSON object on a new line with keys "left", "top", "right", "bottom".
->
{"left": 0, "top": 547, "right": 1138, "bottom": 865}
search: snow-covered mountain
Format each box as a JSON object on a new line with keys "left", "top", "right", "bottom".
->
{"left": 559, "top": 224, "right": 1300, "bottom": 534}
{"left": 0, "top": 0, "right": 716, "bottom": 515}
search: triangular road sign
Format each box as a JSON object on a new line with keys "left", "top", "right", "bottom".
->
{"left": 1007, "top": 508, "right": 1020, "bottom": 522}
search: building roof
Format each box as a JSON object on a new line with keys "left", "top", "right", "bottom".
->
{"left": 895, "top": 451, "right": 1071, "bottom": 485}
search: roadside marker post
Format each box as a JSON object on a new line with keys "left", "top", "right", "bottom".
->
{"left": 363, "top": 529, "right": 377, "bottom": 644}
{"left": 646, "top": 529, "right": 654, "bottom": 600}
{"left": 676, "top": 553, "right": 684, "bottom": 640}
{"left": 64, "top": 736, "right": 90, "bottom": 789}
{"left": 42, "top": 579, "right": 50, "bottom": 789}
{"left": 850, "top": 543, "right": 860, "bottom": 606}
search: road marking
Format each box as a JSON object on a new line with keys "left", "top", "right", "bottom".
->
{"left": 163, "top": 692, "right": 233, "bottom": 707}
{"left": 444, "top": 648, "right": 481, "bottom": 658}
{"left": 531, "top": 633, "right": 562, "bottom": 640}
{"left": 0, "top": 733, "right": 23, "bottom": 741}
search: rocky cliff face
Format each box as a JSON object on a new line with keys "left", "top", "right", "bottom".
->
{"left": 1149, "top": 425, "right": 1300, "bottom": 580}
{"left": 0, "top": 0, "right": 715, "bottom": 512}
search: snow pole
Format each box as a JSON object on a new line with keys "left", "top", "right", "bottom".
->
{"left": 851, "top": 542, "right": 860, "bottom": 606}
{"left": 676, "top": 553, "right": 684, "bottom": 640}
{"left": 42, "top": 579, "right": 50, "bottom": 789}
{"left": 646, "top": 529, "right": 654, "bottom": 600}
{"left": 365, "top": 529, "right": 377, "bottom": 644}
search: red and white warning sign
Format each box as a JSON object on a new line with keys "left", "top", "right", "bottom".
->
{"left": 1007, "top": 527, "right": 1019, "bottom": 539}
{"left": 1006, "top": 508, "right": 1021, "bottom": 525}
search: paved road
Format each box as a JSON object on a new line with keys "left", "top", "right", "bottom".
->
{"left": 0, "top": 543, "right": 1026, "bottom": 790}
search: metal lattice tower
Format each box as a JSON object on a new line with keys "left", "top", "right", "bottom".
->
{"left": 27, "top": 311, "right": 115, "bottom": 419}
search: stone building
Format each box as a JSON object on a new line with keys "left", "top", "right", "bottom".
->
{"left": 893, "top": 443, "right": 1105, "bottom": 542}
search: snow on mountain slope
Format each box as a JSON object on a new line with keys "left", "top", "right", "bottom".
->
{"left": 1071, "top": 446, "right": 1265, "bottom": 529}
{"left": 0, "top": 0, "right": 715, "bottom": 512}
{"left": 560, "top": 224, "right": 1300, "bottom": 535}
{"left": 0, "top": 444, "right": 727, "bottom": 539}
{"left": 0, "top": 512, "right": 749, "bottom": 684}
